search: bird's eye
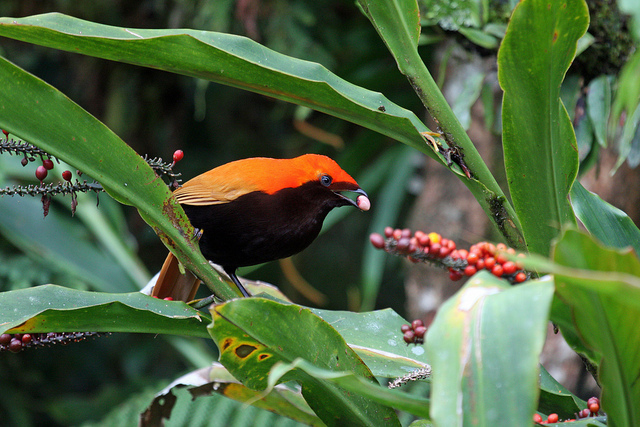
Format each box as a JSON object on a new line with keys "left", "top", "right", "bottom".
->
{"left": 320, "top": 174, "right": 332, "bottom": 187}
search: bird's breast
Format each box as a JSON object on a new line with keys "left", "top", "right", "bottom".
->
{"left": 180, "top": 184, "right": 342, "bottom": 268}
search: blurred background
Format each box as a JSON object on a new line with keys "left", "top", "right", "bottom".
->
{"left": 0, "top": 0, "right": 637, "bottom": 425}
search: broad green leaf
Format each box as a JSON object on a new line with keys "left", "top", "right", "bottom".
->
{"left": 356, "top": 0, "right": 421, "bottom": 53}
{"left": 0, "top": 285, "right": 211, "bottom": 337}
{"left": 208, "top": 297, "right": 400, "bottom": 426}
{"left": 266, "top": 358, "right": 430, "bottom": 418}
{"left": 586, "top": 75, "right": 612, "bottom": 148}
{"left": 550, "top": 230, "right": 640, "bottom": 427}
{"left": 426, "top": 272, "right": 553, "bottom": 427}
{"left": 0, "top": 13, "right": 434, "bottom": 160}
{"left": 310, "top": 307, "right": 431, "bottom": 378}
{"left": 358, "top": 0, "right": 525, "bottom": 249}
{"left": 571, "top": 181, "right": 640, "bottom": 255}
{"left": 498, "top": 0, "right": 589, "bottom": 255}
{"left": 538, "top": 365, "right": 586, "bottom": 418}
{"left": 143, "top": 363, "right": 322, "bottom": 426}
{"left": 0, "top": 196, "right": 138, "bottom": 293}
{"left": 0, "top": 54, "right": 239, "bottom": 300}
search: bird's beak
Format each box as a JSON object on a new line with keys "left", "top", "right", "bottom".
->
{"left": 333, "top": 188, "right": 370, "bottom": 211}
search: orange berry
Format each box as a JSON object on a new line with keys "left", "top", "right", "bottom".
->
{"left": 495, "top": 253, "right": 508, "bottom": 265}
{"left": 464, "top": 265, "right": 477, "bottom": 276}
{"left": 428, "top": 232, "right": 441, "bottom": 244}
{"left": 515, "top": 272, "right": 527, "bottom": 283}
{"left": 496, "top": 243, "right": 507, "bottom": 251}
{"left": 476, "top": 259, "right": 485, "bottom": 270}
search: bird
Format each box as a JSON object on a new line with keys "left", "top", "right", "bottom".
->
{"left": 152, "top": 154, "right": 370, "bottom": 301}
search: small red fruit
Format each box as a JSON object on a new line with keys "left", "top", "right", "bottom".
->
{"left": 35, "top": 165, "right": 48, "bottom": 181}
{"left": 484, "top": 257, "right": 496, "bottom": 270}
{"left": 43, "top": 158, "right": 54, "bottom": 170}
{"left": 449, "top": 269, "right": 463, "bottom": 281}
{"left": 491, "top": 264, "right": 504, "bottom": 277}
{"left": 547, "top": 413, "right": 558, "bottom": 423}
{"left": 515, "top": 272, "right": 527, "bottom": 283}
{"left": 62, "top": 170, "right": 73, "bottom": 182}
{"left": 172, "top": 149, "right": 184, "bottom": 163}
{"left": 369, "top": 233, "right": 385, "bottom": 249}
{"left": 533, "top": 413, "right": 543, "bottom": 423}
{"left": 400, "top": 324, "right": 411, "bottom": 333}
{"left": 502, "top": 261, "right": 517, "bottom": 275}
{"left": 464, "top": 265, "right": 477, "bottom": 276}
{"left": 411, "top": 319, "right": 424, "bottom": 330}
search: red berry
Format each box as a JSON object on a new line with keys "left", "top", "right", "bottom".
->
{"left": 438, "top": 246, "right": 451, "bottom": 257}
{"left": 393, "top": 229, "right": 403, "bottom": 240}
{"left": 589, "top": 402, "right": 600, "bottom": 414}
{"left": 1, "top": 129, "right": 8, "bottom": 137}
{"left": 515, "top": 272, "right": 527, "bottom": 283}
{"left": 396, "top": 237, "right": 411, "bottom": 253}
{"left": 484, "top": 257, "right": 496, "bottom": 270}
{"left": 384, "top": 227, "right": 394, "bottom": 238}
{"left": 414, "top": 325, "right": 427, "bottom": 338}
{"left": 411, "top": 319, "right": 424, "bottom": 330}
{"left": 587, "top": 397, "right": 599, "bottom": 405}
{"left": 578, "top": 408, "right": 590, "bottom": 418}
{"left": 21, "top": 334, "right": 32, "bottom": 344}
{"left": 457, "top": 249, "right": 468, "bottom": 259}
{"left": 401, "top": 324, "right": 411, "bottom": 333}
{"left": 533, "top": 413, "right": 543, "bottom": 423}
{"left": 62, "top": 170, "right": 73, "bottom": 181}
{"left": 8, "top": 338, "right": 22, "bottom": 353}
{"left": 467, "top": 252, "right": 479, "bottom": 265}
{"left": 172, "top": 149, "right": 184, "bottom": 163}
{"left": 502, "top": 261, "right": 517, "bottom": 275}
{"left": 403, "top": 330, "right": 415, "bottom": 344}
{"left": 495, "top": 253, "right": 508, "bottom": 265}
{"left": 0, "top": 334, "right": 11, "bottom": 345}
{"left": 42, "top": 158, "right": 54, "bottom": 170}
{"left": 547, "top": 413, "right": 558, "bottom": 423}
{"left": 163, "top": 297, "right": 174, "bottom": 301}
{"left": 491, "top": 264, "right": 504, "bottom": 277}
{"left": 35, "top": 165, "right": 48, "bottom": 181}
{"left": 430, "top": 242, "right": 442, "bottom": 256}
{"left": 476, "top": 259, "right": 485, "bottom": 270}
{"left": 370, "top": 233, "right": 385, "bottom": 249}
{"left": 464, "top": 265, "right": 477, "bottom": 276}
{"left": 496, "top": 243, "right": 507, "bottom": 251}
{"left": 449, "top": 269, "right": 463, "bottom": 281}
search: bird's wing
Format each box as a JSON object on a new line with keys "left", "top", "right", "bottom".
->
{"left": 173, "top": 173, "right": 260, "bottom": 206}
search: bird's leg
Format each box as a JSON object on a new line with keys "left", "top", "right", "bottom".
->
{"left": 225, "top": 267, "right": 251, "bottom": 297}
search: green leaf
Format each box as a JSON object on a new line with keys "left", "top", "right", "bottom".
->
{"left": 0, "top": 285, "right": 211, "bottom": 337}
{"left": 310, "top": 307, "right": 431, "bottom": 378}
{"left": 0, "top": 13, "right": 434, "bottom": 161}
{"left": 266, "top": 358, "right": 430, "bottom": 418}
{"left": 571, "top": 181, "right": 640, "bottom": 255}
{"left": 538, "top": 365, "right": 586, "bottom": 418}
{"left": 208, "top": 297, "right": 400, "bottom": 426}
{"left": 498, "top": 0, "right": 589, "bottom": 255}
{"left": 586, "top": 75, "right": 612, "bottom": 148}
{"left": 0, "top": 54, "right": 238, "bottom": 300}
{"left": 356, "top": 0, "right": 421, "bottom": 53}
{"left": 549, "top": 230, "right": 640, "bottom": 426}
{"left": 143, "top": 363, "right": 322, "bottom": 426}
{"left": 426, "top": 272, "right": 554, "bottom": 426}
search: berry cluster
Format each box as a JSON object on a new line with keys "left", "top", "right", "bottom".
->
{"left": 533, "top": 397, "right": 602, "bottom": 424}
{"left": 370, "top": 227, "right": 529, "bottom": 284}
{"left": 1, "top": 129, "right": 186, "bottom": 216}
{"left": 400, "top": 319, "right": 426, "bottom": 344}
{"left": 0, "top": 331, "right": 108, "bottom": 353}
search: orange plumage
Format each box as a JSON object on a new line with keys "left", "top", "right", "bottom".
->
{"left": 153, "top": 154, "right": 369, "bottom": 299}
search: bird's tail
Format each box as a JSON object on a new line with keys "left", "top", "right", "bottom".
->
{"left": 152, "top": 252, "right": 201, "bottom": 302}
